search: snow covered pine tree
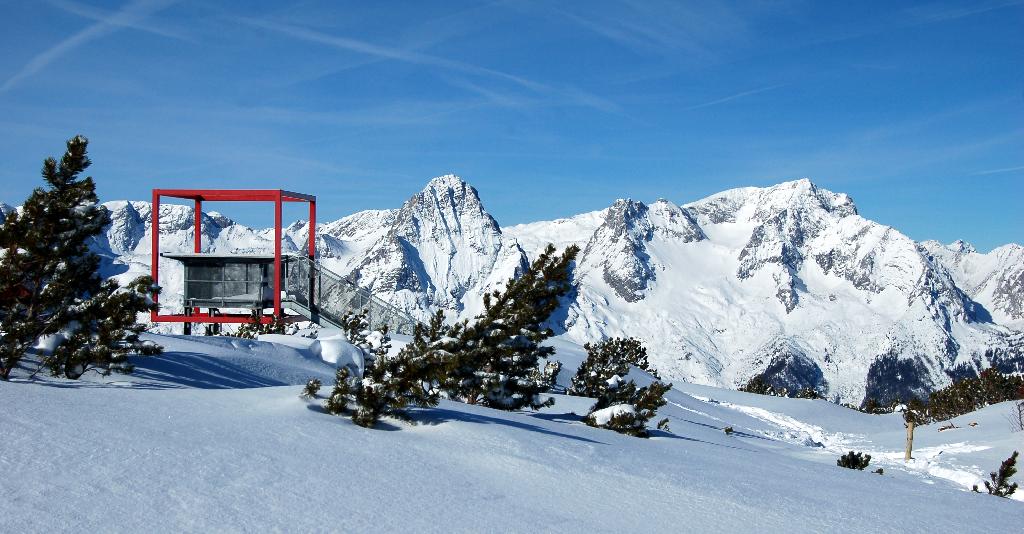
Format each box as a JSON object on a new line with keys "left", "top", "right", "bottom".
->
{"left": 322, "top": 309, "right": 450, "bottom": 428}
{"left": 584, "top": 380, "right": 672, "bottom": 438}
{"left": 570, "top": 337, "right": 672, "bottom": 437}
{"left": 568, "top": 337, "right": 659, "bottom": 397}
{"left": 229, "top": 310, "right": 288, "bottom": 339}
{"left": 837, "top": 451, "right": 872, "bottom": 470}
{"left": 0, "top": 135, "right": 160, "bottom": 380}
{"left": 442, "top": 244, "right": 578, "bottom": 410}
{"left": 340, "top": 309, "right": 390, "bottom": 369}
{"left": 983, "top": 451, "right": 1019, "bottom": 498}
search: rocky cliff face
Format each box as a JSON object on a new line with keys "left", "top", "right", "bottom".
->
{"left": 88, "top": 176, "right": 1023, "bottom": 403}
{"left": 347, "top": 175, "right": 528, "bottom": 318}
{"left": 578, "top": 198, "right": 705, "bottom": 303}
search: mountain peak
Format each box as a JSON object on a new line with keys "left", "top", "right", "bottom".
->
{"left": 777, "top": 177, "right": 814, "bottom": 189}
{"left": 204, "top": 211, "right": 235, "bottom": 228}
{"left": 611, "top": 197, "right": 644, "bottom": 209}
{"left": 348, "top": 173, "right": 525, "bottom": 316}
{"left": 759, "top": 178, "right": 858, "bottom": 218}
{"left": 948, "top": 239, "right": 976, "bottom": 254}
{"left": 425, "top": 173, "right": 469, "bottom": 191}
{"left": 405, "top": 174, "right": 495, "bottom": 232}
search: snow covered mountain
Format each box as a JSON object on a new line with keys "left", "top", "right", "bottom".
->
{"left": 346, "top": 174, "right": 528, "bottom": 318}
{"left": 508, "top": 179, "right": 1023, "bottom": 404}
{"left": 88, "top": 176, "right": 1023, "bottom": 404}
{"left": 921, "top": 240, "right": 1024, "bottom": 330}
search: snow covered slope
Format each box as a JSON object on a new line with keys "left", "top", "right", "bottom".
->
{"left": 89, "top": 177, "right": 1023, "bottom": 404}
{"left": 2, "top": 334, "right": 1021, "bottom": 532}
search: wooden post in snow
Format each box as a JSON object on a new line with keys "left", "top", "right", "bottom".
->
{"left": 904, "top": 421, "right": 915, "bottom": 461}
{"left": 902, "top": 400, "right": 922, "bottom": 462}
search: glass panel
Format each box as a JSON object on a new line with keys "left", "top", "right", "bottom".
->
{"left": 280, "top": 256, "right": 419, "bottom": 335}
{"left": 181, "top": 260, "right": 276, "bottom": 306}
{"left": 219, "top": 281, "right": 248, "bottom": 298}
{"left": 223, "top": 263, "right": 246, "bottom": 281}
{"left": 186, "top": 281, "right": 212, "bottom": 300}
{"left": 189, "top": 264, "right": 222, "bottom": 281}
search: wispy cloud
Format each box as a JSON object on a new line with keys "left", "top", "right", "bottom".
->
{"left": 445, "top": 77, "right": 536, "bottom": 109}
{"left": 47, "top": 0, "right": 190, "bottom": 41}
{"left": 236, "top": 16, "right": 620, "bottom": 113}
{"left": 906, "top": 0, "right": 1024, "bottom": 24}
{"left": 682, "top": 84, "right": 785, "bottom": 111}
{"left": 551, "top": 0, "right": 753, "bottom": 62}
{"left": 971, "top": 164, "right": 1024, "bottom": 176}
{"left": 245, "top": 1, "right": 508, "bottom": 99}
{"left": 240, "top": 101, "right": 486, "bottom": 127}
{"left": 1, "top": 0, "right": 178, "bottom": 93}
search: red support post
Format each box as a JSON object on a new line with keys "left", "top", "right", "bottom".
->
{"left": 151, "top": 190, "right": 160, "bottom": 322}
{"left": 308, "top": 199, "right": 316, "bottom": 259}
{"left": 194, "top": 198, "right": 202, "bottom": 253}
{"left": 273, "top": 191, "right": 283, "bottom": 319}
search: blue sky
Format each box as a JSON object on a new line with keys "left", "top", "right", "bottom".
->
{"left": 0, "top": 1, "right": 1021, "bottom": 250}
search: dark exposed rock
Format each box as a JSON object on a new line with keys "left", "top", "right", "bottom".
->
{"left": 759, "top": 342, "right": 828, "bottom": 393}
{"left": 863, "top": 354, "right": 936, "bottom": 405}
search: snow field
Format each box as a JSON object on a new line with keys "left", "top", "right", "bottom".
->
{"left": 2, "top": 333, "right": 1022, "bottom": 532}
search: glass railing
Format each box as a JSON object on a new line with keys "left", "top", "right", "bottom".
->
{"left": 282, "top": 255, "right": 419, "bottom": 335}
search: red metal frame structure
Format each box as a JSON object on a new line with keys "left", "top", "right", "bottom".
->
{"left": 150, "top": 189, "right": 316, "bottom": 326}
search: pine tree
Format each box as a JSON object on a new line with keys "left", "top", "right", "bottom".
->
{"left": 442, "top": 244, "right": 578, "bottom": 410}
{"left": 584, "top": 380, "right": 671, "bottom": 438}
{"left": 340, "top": 309, "right": 391, "bottom": 369}
{"left": 350, "top": 329, "right": 448, "bottom": 428}
{"left": 0, "top": 135, "right": 160, "bottom": 380}
{"left": 794, "top": 387, "right": 823, "bottom": 399}
{"left": 324, "top": 368, "right": 352, "bottom": 415}
{"left": 983, "top": 451, "right": 1019, "bottom": 498}
{"left": 837, "top": 451, "right": 871, "bottom": 470}
{"left": 739, "top": 374, "right": 784, "bottom": 397}
{"left": 301, "top": 378, "right": 322, "bottom": 399}
{"left": 229, "top": 311, "right": 287, "bottom": 339}
{"left": 324, "top": 311, "right": 452, "bottom": 428}
{"left": 532, "top": 360, "right": 562, "bottom": 393}
{"left": 570, "top": 337, "right": 672, "bottom": 437}
{"left": 859, "top": 397, "right": 897, "bottom": 414}
{"left": 568, "top": 337, "right": 655, "bottom": 398}
{"left": 46, "top": 275, "right": 161, "bottom": 378}
{"left": 927, "top": 368, "right": 1024, "bottom": 422}
{"left": 341, "top": 310, "right": 373, "bottom": 352}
